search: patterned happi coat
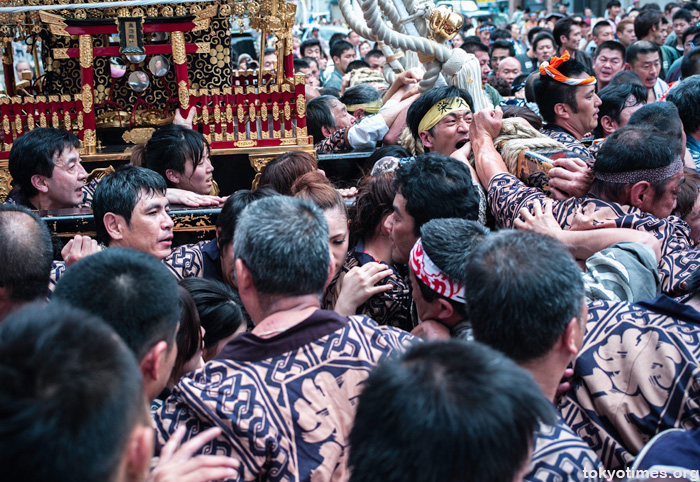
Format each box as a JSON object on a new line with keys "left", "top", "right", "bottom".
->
{"left": 154, "top": 310, "right": 415, "bottom": 482}
{"left": 559, "top": 296, "right": 700, "bottom": 470}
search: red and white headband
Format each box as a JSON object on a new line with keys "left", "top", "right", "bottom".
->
{"left": 409, "top": 238, "right": 466, "bottom": 304}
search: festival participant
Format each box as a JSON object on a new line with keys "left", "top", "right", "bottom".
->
{"left": 164, "top": 189, "right": 278, "bottom": 286}
{"left": 585, "top": 20, "right": 615, "bottom": 55}
{"left": 535, "top": 52, "right": 601, "bottom": 164}
{"left": 490, "top": 39, "right": 515, "bottom": 73}
{"left": 385, "top": 153, "right": 481, "bottom": 265}
{"left": 663, "top": 26, "right": 700, "bottom": 83}
{"left": 0, "top": 303, "right": 156, "bottom": 482}
{"left": 590, "top": 83, "right": 646, "bottom": 143}
{"left": 667, "top": 76, "right": 700, "bottom": 170}
{"left": 617, "top": 18, "right": 637, "bottom": 47}
{"left": 553, "top": 17, "right": 594, "bottom": 72}
{"left": 325, "top": 40, "right": 356, "bottom": 90}
{"left": 153, "top": 195, "right": 415, "bottom": 480}
{"left": 0, "top": 204, "right": 53, "bottom": 320}
{"left": 409, "top": 218, "right": 489, "bottom": 340}
{"left": 364, "top": 49, "right": 386, "bottom": 72}
{"left": 625, "top": 41, "right": 669, "bottom": 102}
{"left": 532, "top": 32, "right": 558, "bottom": 67}
{"left": 324, "top": 171, "right": 413, "bottom": 331}
{"left": 461, "top": 41, "right": 504, "bottom": 106}
{"left": 496, "top": 57, "right": 522, "bottom": 87}
{"left": 339, "top": 84, "right": 383, "bottom": 122}
{"left": 635, "top": 10, "right": 680, "bottom": 77}
{"left": 465, "top": 229, "right": 605, "bottom": 481}
{"left": 471, "top": 107, "right": 692, "bottom": 295}
{"left": 560, "top": 266, "right": 700, "bottom": 470}
{"left": 348, "top": 340, "right": 555, "bottom": 482}
{"left": 135, "top": 125, "right": 215, "bottom": 196}
{"left": 593, "top": 40, "right": 626, "bottom": 90}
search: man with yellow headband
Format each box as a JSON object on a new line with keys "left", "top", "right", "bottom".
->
{"left": 535, "top": 51, "right": 601, "bottom": 165}
{"left": 339, "top": 84, "right": 383, "bottom": 122}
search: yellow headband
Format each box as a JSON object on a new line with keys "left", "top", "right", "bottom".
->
{"left": 418, "top": 96, "right": 472, "bottom": 133}
{"left": 345, "top": 100, "right": 383, "bottom": 114}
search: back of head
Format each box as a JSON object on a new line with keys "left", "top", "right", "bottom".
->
{"left": 141, "top": 124, "right": 208, "bottom": 185}
{"left": 93, "top": 165, "right": 167, "bottom": 245}
{"left": 625, "top": 40, "right": 660, "bottom": 64}
{"left": 420, "top": 218, "right": 490, "bottom": 282}
{"left": 234, "top": 196, "right": 330, "bottom": 297}
{"left": 464, "top": 230, "right": 584, "bottom": 363}
{"left": 534, "top": 55, "right": 590, "bottom": 124}
{"left": 0, "top": 204, "right": 53, "bottom": 306}
{"left": 307, "top": 95, "right": 337, "bottom": 143}
{"left": 53, "top": 247, "right": 180, "bottom": 360}
{"left": 634, "top": 10, "right": 662, "bottom": 39}
{"left": 500, "top": 104, "right": 543, "bottom": 130}
{"left": 350, "top": 172, "right": 395, "bottom": 246}
{"left": 8, "top": 127, "right": 80, "bottom": 197}
{"left": 461, "top": 40, "right": 489, "bottom": 56}
{"left": 673, "top": 168, "right": 700, "bottom": 219}
{"left": 627, "top": 102, "right": 683, "bottom": 156}
{"left": 179, "top": 277, "right": 244, "bottom": 352}
{"left": 666, "top": 76, "right": 700, "bottom": 135}
{"left": 348, "top": 339, "right": 555, "bottom": 482}
{"left": 216, "top": 187, "right": 279, "bottom": 249}
{"left": 258, "top": 150, "right": 318, "bottom": 195}
{"left": 0, "top": 302, "right": 145, "bottom": 482}
{"left": 681, "top": 48, "right": 700, "bottom": 79}
{"left": 393, "top": 153, "right": 480, "bottom": 236}
{"left": 339, "top": 84, "right": 382, "bottom": 110}
{"left": 406, "top": 85, "right": 475, "bottom": 143}
{"left": 291, "top": 170, "right": 345, "bottom": 213}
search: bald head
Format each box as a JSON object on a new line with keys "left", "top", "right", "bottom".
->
{"left": 497, "top": 57, "right": 522, "bottom": 87}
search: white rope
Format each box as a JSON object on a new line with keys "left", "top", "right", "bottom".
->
{"left": 0, "top": 0, "right": 216, "bottom": 14}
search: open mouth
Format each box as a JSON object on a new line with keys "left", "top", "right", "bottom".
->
{"left": 456, "top": 139, "right": 469, "bottom": 150}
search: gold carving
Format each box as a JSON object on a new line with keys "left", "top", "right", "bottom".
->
{"left": 77, "top": 112, "right": 83, "bottom": 130}
{"left": 234, "top": 86, "right": 243, "bottom": 95}
{"left": 11, "top": 96, "right": 21, "bottom": 105}
{"left": 83, "top": 129, "right": 97, "bottom": 150}
{"left": 36, "top": 96, "right": 46, "bottom": 104}
{"left": 262, "top": 131, "right": 269, "bottom": 139}
{"left": 39, "top": 113, "right": 47, "bottom": 128}
{"left": 203, "top": 133, "right": 211, "bottom": 143}
{"left": 40, "top": 11, "right": 67, "bottom": 26}
{"left": 280, "top": 138, "right": 296, "bottom": 145}
{"left": 214, "top": 132, "right": 222, "bottom": 141}
{"left": 297, "top": 136, "right": 309, "bottom": 145}
{"left": 284, "top": 130, "right": 292, "bottom": 138}
{"left": 226, "top": 104, "right": 233, "bottom": 123}
{"left": 49, "top": 95, "right": 59, "bottom": 103}
{"left": 53, "top": 48, "right": 69, "bottom": 60}
{"left": 273, "top": 130, "right": 281, "bottom": 138}
{"left": 175, "top": 5, "right": 187, "bottom": 16}
{"left": 122, "top": 128, "right": 155, "bottom": 144}
{"left": 294, "top": 73, "right": 305, "bottom": 85}
{"left": 171, "top": 31, "right": 186, "bottom": 65}
{"left": 193, "top": 19, "right": 210, "bottom": 32}
{"left": 249, "top": 104, "right": 256, "bottom": 123}
{"left": 235, "top": 140, "right": 257, "bottom": 147}
{"left": 52, "top": 112, "right": 59, "bottom": 128}
{"left": 195, "top": 4, "right": 218, "bottom": 19}
{"left": 214, "top": 105, "right": 221, "bottom": 124}
{"left": 178, "top": 81, "right": 189, "bottom": 110}
{"left": 282, "top": 84, "right": 291, "bottom": 93}
{"left": 272, "top": 102, "right": 279, "bottom": 121}
{"left": 237, "top": 104, "right": 244, "bottom": 124}
{"left": 246, "top": 86, "right": 255, "bottom": 94}
{"left": 61, "top": 95, "right": 71, "bottom": 103}
{"left": 79, "top": 35, "right": 92, "bottom": 69}
{"left": 297, "top": 126, "right": 308, "bottom": 138}
{"left": 15, "top": 115, "right": 22, "bottom": 135}
{"left": 82, "top": 84, "right": 93, "bottom": 113}
{"left": 0, "top": 167, "right": 11, "bottom": 203}
{"left": 250, "top": 131, "right": 258, "bottom": 140}
{"left": 195, "top": 43, "right": 210, "bottom": 55}
{"left": 429, "top": 5, "right": 463, "bottom": 43}
{"left": 64, "top": 111, "right": 71, "bottom": 130}
{"left": 284, "top": 101, "right": 291, "bottom": 121}
{"left": 238, "top": 132, "right": 246, "bottom": 140}
{"left": 261, "top": 102, "right": 268, "bottom": 120}
{"left": 49, "top": 23, "right": 69, "bottom": 36}
{"left": 223, "top": 88, "right": 232, "bottom": 96}
{"left": 296, "top": 95, "right": 305, "bottom": 118}
{"left": 202, "top": 106, "right": 209, "bottom": 125}
{"left": 2, "top": 115, "right": 9, "bottom": 135}
{"left": 27, "top": 113, "right": 35, "bottom": 131}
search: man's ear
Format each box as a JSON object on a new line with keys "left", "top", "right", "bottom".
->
{"left": 629, "top": 181, "right": 654, "bottom": 210}
{"left": 165, "top": 169, "right": 181, "bottom": 185}
{"left": 553, "top": 102, "right": 571, "bottom": 120}
{"left": 30, "top": 174, "right": 49, "bottom": 194}
{"left": 123, "top": 419, "right": 154, "bottom": 482}
{"left": 103, "top": 212, "right": 126, "bottom": 242}
{"left": 419, "top": 130, "right": 435, "bottom": 149}
{"left": 235, "top": 258, "right": 253, "bottom": 294}
{"left": 353, "top": 108, "right": 366, "bottom": 121}
{"left": 624, "top": 62, "right": 632, "bottom": 71}
{"left": 139, "top": 340, "right": 168, "bottom": 384}
{"left": 600, "top": 115, "right": 616, "bottom": 136}
{"left": 562, "top": 317, "right": 583, "bottom": 356}
{"left": 435, "top": 298, "right": 455, "bottom": 321}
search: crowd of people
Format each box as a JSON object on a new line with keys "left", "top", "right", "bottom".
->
{"left": 4, "top": 1, "right": 700, "bottom": 481}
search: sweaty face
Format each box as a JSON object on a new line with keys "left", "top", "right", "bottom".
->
{"left": 385, "top": 192, "right": 418, "bottom": 264}
{"left": 644, "top": 170, "right": 685, "bottom": 219}
{"left": 629, "top": 52, "right": 661, "bottom": 89}
{"left": 535, "top": 39, "right": 555, "bottom": 64}
{"left": 475, "top": 50, "right": 492, "bottom": 84}
{"left": 421, "top": 108, "right": 472, "bottom": 156}
{"left": 593, "top": 48, "right": 624, "bottom": 84}
{"left": 334, "top": 48, "right": 356, "bottom": 74}
{"left": 43, "top": 145, "right": 88, "bottom": 209}
{"left": 177, "top": 149, "right": 214, "bottom": 195}
{"left": 324, "top": 207, "right": 349, "bottom": 280}
{"left": 115, "top": 192, "right": 174, "bottom": 259}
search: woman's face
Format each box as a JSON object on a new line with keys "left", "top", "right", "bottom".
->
{"left": 179, "top": 148, "right": 214, "bottom": 195}
{"left": 324, "top": 207, "right": 349, "bottom": 280}
{"left": 452, "top": 33, "right": 464, "bottom": 49}
{"left": 359, "top": 41, "right": 371, "bottom": 58}
{"left": 318, "top": 56, "right": 328, "bottom": 70}
{"left": 535, "top": 39, "right": 555, "bottom": 63}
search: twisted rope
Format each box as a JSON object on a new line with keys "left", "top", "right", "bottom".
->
{"left": 493, "top": 119, "right": 565, "bottom": 174}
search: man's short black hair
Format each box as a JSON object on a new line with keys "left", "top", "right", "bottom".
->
{"left": 534, "top": 56, "right": 589, "bottom": 124}
{"left": 406, "top": 85, "right": 474, "bottom": 142}
{"left": 364, "top": 49, "right": 384, "bottom": 61}
{"left": 680, "top": 47, "right": 700, "bottom": 78}
{"left": 293, "top": 58, "right": 310, "bottom": 72}
{"left": 348, "top": 340, "right": 555, "bottom": 482}
{"left": 490, "top": 39, "right": 515, "bottom": 57}
{"left": 634, "top": 10, "right": 662, "bottom": 39}
{"left": 461, "top": 40, "right": 489, "bottom": 55}
{"left": 330, "top": 39, "right": 353, "bottom": 59}
{"left": 8, "top": 127, "right": 81, "bottom": 198}
{"left": 0, "top": 302, "right": 145, "bottom": 482}
{"left": 553, "top": 17, "right": 579, "bottom": 48}
{"left": 339, "top": 84, "right": 382, "bottom": 112}
{"left": 607, "top": 69, "right": 644, "bottom": 87}
{"left": 216, "top": 187, "right": 278, "bottom": 249}
{"left": 0, "top": 204, "right": 53, "bottom": 305}
{"left": 606, "top": 0, "right": 621, "bottom": 9}
{"left": 682, "top": 25, "right": 700, "bottom": 45}
{"left": 673, "top": 8, "right": 693, "bottom": 23}
{"left": 465, "top": 230, "right": 585, "bottom": 363}
{"left": 392, "top": 153, "right": 480, "bottom": 236}
{"left": 594, "top": 40, "right": 626, "bottom": 59}
{"left": 300, "top": 38, "right": 321, "bottom": 57}
{"left": 684, "top": 2, "right": 700, "bottom": 14}
{"left": 527, "top": 26, "right": 548, "bottom": 45}
{"left": 53, "top": 247, "right": 180, "bottom": 360}
{"left": 92, "top": 165, "right": 167, "bottom": 245}
{"left": 627, "top": 101, "right": 684, "bottom": 156}
{"left": 346, "top": 59, "right": 369, "bottom": 73}
{"left": 329, "top": 32, "right": 348, "bottom": 49}
{"left": 306, "top": 95, "right": 338, "bottom": 143}
{"left": 592, "top": 19, "right": 613, "bottom": 37}
{"left": 667, "top": 76, "right": 700, "bottom": 134}
{"left": 593, "top": 83, "right": 647, "bottom": 138}
{"left": 490, "top": 28, "right": 512, "bottom": 42}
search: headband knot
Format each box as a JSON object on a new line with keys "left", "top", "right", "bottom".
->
{"left": 539, "top": 51, "right": 597, "bottom": 86}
